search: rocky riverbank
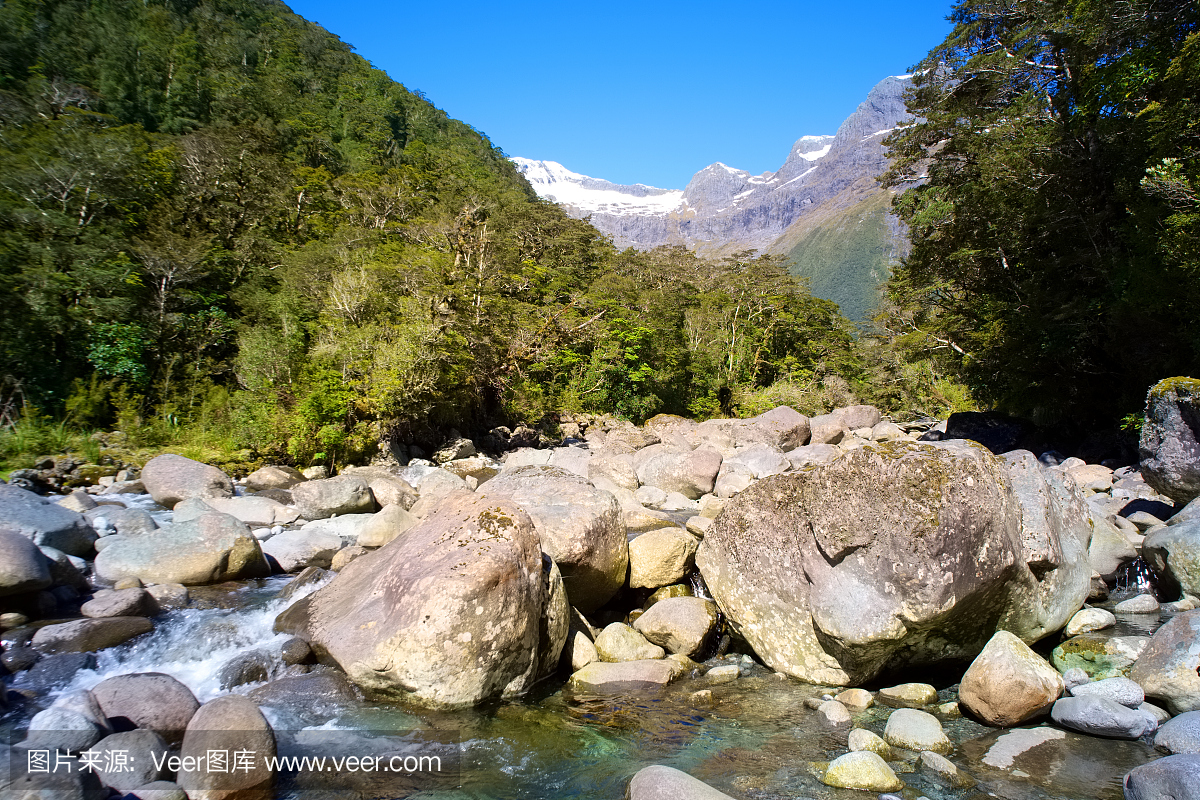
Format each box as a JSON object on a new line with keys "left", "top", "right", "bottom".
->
{"left": 4, "top": 379, "right": 1200, "bottom": 799}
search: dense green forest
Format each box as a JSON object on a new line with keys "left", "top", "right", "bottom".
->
{"left": 0, "top": 0, "right": 876, "bottom": 467}
{"left": 883, "top": 0, "right": 1200, "bottom": 431}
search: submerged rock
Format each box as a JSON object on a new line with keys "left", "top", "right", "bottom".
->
{"left": 822, "top": 751, "right": 902, "bottom": 791}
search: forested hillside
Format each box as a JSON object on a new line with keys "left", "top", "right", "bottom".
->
{"left": 0, "top": 0, "right": 867, "bottom": 466}
{"left": 883, "top": 0, "right": 1200, "bottom": 431}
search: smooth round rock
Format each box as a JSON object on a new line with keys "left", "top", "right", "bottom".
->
{"left": 883, "top": 708, "right": 952, "bottom": 753}
{"left": 959, "top": 629, "right": 1063, "bottom": 726}
{"left": 817, "top": 700, "right": 852, "bottom": 727}
{"left": 1065, "top": 607, "right": 1116, "bottom": 636}
{"left": 878, "top": 682, "right": 938, "bottom": 708}
{"left": 1051, "top": 695, "right": 1159, "bottom": 739}
{"left": 1124, "top": 754, "right": 1200, "bottom": 800}
{"left": 821, "top": 751, "right": 903, "bottom": 792}
{"left": 91, "top": 672, "right": 200, "bottom": 744}
{"left": 1115, "top": 594, "right": 1161, "bottom": 614}
{"left": 1070, "top": 676, "right": 1145, "bottom": 708}
{"left": 1156, "top": 711, "right": 1200, "bottom": 754}
{"left": 847, "top": 727, "right": 893, "bottom": 760}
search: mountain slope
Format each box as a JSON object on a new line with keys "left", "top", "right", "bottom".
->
{"left": 514, "top": 76, "right": 913, "bottom": 321}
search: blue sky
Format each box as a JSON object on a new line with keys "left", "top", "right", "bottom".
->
{"left": 285, "top": 1, "right": 957, "bottom": 188}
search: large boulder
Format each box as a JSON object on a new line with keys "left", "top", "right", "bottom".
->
{"left": 566, "top": 659, "right": 681, "bottom": 694}
{"left": 31, "top": 617, "right": 153, "bottom": 654}
{"left": 201, "top": 496, "right": 299, "bottom": 528}
{"left": 261, "top": 528, "right": 343, "bottom": 572}
{"left": 478, "top": 466, "right": 627, "bottom": 612}
{"left": 959, "top": 630, "right": 1063, "bottom": 727}
{"left": 275, "top": 493, "right": 550, "bottom": 708}
{"left": 0, "top": 484, "right": 96, "bottom": 556}
{"left": 177, "top": 695, "right": 275, "bottom": 800}
{"left": 1124, "top": 755, "right": 1200, "bottom": 800}
{"left": 244, "top": 465, "right": 305, "bottom": 492}
{"left": 91, "top": 673, "right": 199, "bottom": 745}
{"left": 696, "top": 440, "right": 1067, "bottom": 685}
{"left": 698, "top": 406, "right": 811, "bottom": 452}
{"left": 632, "top": 597, "right": 718, "bottom": 658}
{"left": 1141, "top": 377, "right": 1200, "bottom": 504}
{"left": 1143, "top": 520, "right": 1200, "bottom": 599}
{"left": 289, "top": 475, "right": 375, "bottom": 520}
{"left": 1131, "top": 610, "right": 1200, "bottom": 714}
{"left": 94, "top": 512, "right": 270, "bottom": 586}
{"left": 627, "top": 528, "right": 699, "bottom": 589}
{"left": 995, "top": 451, "right": 1092, "bottom": 640}
{"left": 140, "top": 454, "right": 233, "bottom": 509}
{"left": 0, "top": 527, "right": 53, "bottom": 596}
{"left": 636, "top": 447, "right": 723, "bottom": 500}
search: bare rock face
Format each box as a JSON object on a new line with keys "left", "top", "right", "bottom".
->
{"left": 275, "top": 494, "right": 551, "bottom": 708}
{"left": 697, "top": 440, "right": 1039, "bottom": 685}
{"left": 1140, "top": 377, "right": 1200, "bottom": 504}
{"left": 478, "top": 466, "right": 627, "bottom": 612}
{"left": 140, "top": 454, "right": 234, "bottom": 509}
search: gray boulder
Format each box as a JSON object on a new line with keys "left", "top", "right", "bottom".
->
{"left": 262, "top": 528, "right": 344, "bottom": 572}
{"left": 81, "top": 587, "right": 158, "bottom": 618}
{"left": 202, "top": 496, "right": 299, "bottom": 527}
{"left": 479, "top": 466, "right": 627, "bottom": 612}
{"left": 594, "top": 622, "right": 665, "bottom": 662}
{"left": 713, "top": 461, "right": 753, "bottom": 498}
{"left": 807, "top": 413, "right": 849, "bottom": 445}
{"left": 633, "top": 597, "right": 718, "bottom": 658}
{"left": 275, "top": 493, "right": 551, "bottom": 708}
{"left": 566, "top": 659, "right": 681, "bottom": 694}
{"left": 1156, "top": 711, "right": 1200, "bottom": 754}
{"left": 1124, "top": 755, "right": 1200, "bottom": 800}
{"left": 636, "top": 447, "right": 723, "bottom": 500}
{"left": 94, "top": 512, "right": 270, "bottom": 586}
{"left": 1140, "top": 377, "right": 1200, "bottom": 504}
{"left": 290, "top": 475, "right": 375, "bottom": 520}
{"left": 588, "top": 454, "right": 639, "bottom": 492}
{"left": 1070, "top": 676, "right": 1145, "bottom": 708}
{"left": 86, "top": 505, "right": 157, "bottom": 536}
{"left": 0, "top": 527, "right": 52, "bottom": 596}
{"left": 23, "top": 706, "right": 106, "bottom": 753}
{"left": 697, "top": 440, "right": 1064, "bottom": 685}
{"left": 1050, "top": 695, "right": 1158, "bottom": 739}
{"left": 86, "top": 730, "right": 170, "bottom": 791}
{"left": 1143, "top": 519, "right": 1200, "bottom": 599}
{"left": 140, "top": 454, "right": 233, "bottom": 509}
{"left": 627, "top": 765, "right": 736, "bottom": 800}
{"left": 0, "top": 484, "right": 96, "bottom": 556}
{"left": 354, "top": 504, "right": 418, "bottom": 548}
{"left": 628, "top": 528, "right": 699, "bottom": 589}
{"left": 244, "top": 465, "right": 305, "bottom": 492}
{"left": 1132, "top": 610, "right": 1200, "bottom": 714}
{"left": 728, "top": 442, "right": 789, "bottom": 479}
{"left": 91, "top": 672, "right": 200, "bottom": 744}
{"left": 177, "top": 695, "right": 275, "bottom": 800}
{"left": 31, "top": 617, "right": 153, "bottom": 654}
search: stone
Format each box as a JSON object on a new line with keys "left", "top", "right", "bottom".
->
{"left": 21, "top": 652, "right": 97, "bottom": 691}
{"left": 878, "top": 683, "right": 938, "bottom": 708}
{"left": 262, "top": 528, "right": 343, "bottom": 572}
{"left": 1089, "top": 509, "right": 1139, "bottom": 582}
{"left": 729, "top": 442, "right": 789, "bottom": 479}
{"left": 94, "top": 513, "right": 269, "bottom": 586}
{"left": 628, "top": 528, "right": 699, "bottom": 589}
{"left": 568, "top": 628, "right": 599, "bottom": 671}
{"left": 218, "top": 649, "right": 274, "bottom": 689}
{"left": 635, "top": 485, "right": 668, "bottom": 508}
{"left": 821, "top": 751, "right": 902, "bottom": 792}
{"left": 567, "top": 659, "right": 681, "bottom": 694}
{"left": 23, "top": 706, "right": 106, "bottom": 753}
{"left": 478, "top": 467, "right": 627, "bottom": 613}
{"left": 685, "top": 516, "right": 712, "bottom": 537}
{"left": 626, "top": 765, "right": 737, "bottom": 800}
{"left": 1070, "top": 676, "right": 1145, "bottom": 708}
{"left": 433, "top": 437, "right": 476, "bottom": 464}
{"left": 201, "top": 496, "right": 299, "bottom": 527}
{"left": 177, "top": 695, "right": 275, "bottom": 800}
{"left": 1068, "top": 463, "right": 1114, "bottom": 492}
{"left": 275, "top": 494, "right": 550, "bottom": 708}
{"left": 246, "top": 668, "right": 360, "bottom": 709}
{"left": 146, "top": 583, "right": 188, "bottom": 609}
{"left": 81, "top": 587, "right": 158, "bottom": 618}
{"left": 244, "top": 465, "right": 305, "bottom": 492}
{"left": 1140, "top": 377, "right": 1200, "bottom": 504}
{"left": 635, "top": 446, "right": 723, "bottom": 500}
{"left": 32, "top": 617, "right": 153, "bottom": 654}
{"left": 58, "top": 489, "right": 97, "bottom": 513}
{"left": 89, "top": 505, "right": 158, "bottom": 538}
{"left": 279, "top": 636, "right": 312, "bottom": 665}
{"left": 342, "top": 504, "right": 415, "bottom": 549}
{"left": 1063, "top": 667, "right": 1091, "bottom": 690}
{"left": 330, "top": 544, "right": 369, "bottom": 571}
{"left": 918, "top": 750, "right": 975, "bottom": 789}
{"left": 1115, "top": 593, "right": 1161, "bottom": 614}
{"left": 786, "top": 443, "right": 841, "bottom": 471}
{"left": 816, "top": 699, "right": 852, "bottom": 727}
{"left": 0, "top": 527, "right": 52, "bottom": 596}
{"left": 290, "top": 475, "right": 375, "bottom": 520}
{"left": 1065, "top": 607, "right": 1116, "bottom": 636}
{"left": 959, "top": 630, "right": 1063, "bottom": 726}
{"left": 1, "top": 611, "right": 29, "bottom": 629}
{"left": 92, "top": 672, "right": 200, "bottom": 744}
{"left": 86, "top": 729, "right": 170, "bottom": 791}
{"left": 633, "top": 597, "right": 718, "bottom": 658}
{"left": 364, "top": 473, "right": 419, "bottom": 509}
{"left": 140, "top": 454, "right": 233, "bottom": 509}
{"left": 847, "top": 727, "right": 892, "bottom": 759}
{"left": 697, "top": 440, "right": 1070, "bottom": 686}
{"left": 883, "top": 708, "right": 952, "bottom": 753}
{"left": 0, "top": 484, "right": 97, "bottom": 556}
{"left": 712, "top": 461, "right": 753, "bottom": 497}
{"left": 1131, "top": 610, "right": 1200, "bottom": 714}
{"left": 1143, "top": 519, "right": 1200, "bottom": 599}
{"left": 1156, "top": 711, "right": 1200, "bottom": 754}
{"left": 594, "top": 622, "right": 665, "bottom": 662}
{"left": 587, "top": 454, "right": 639, "bottom": 492}
{"left": 834, "top": 688, "right": 873, "bottom": 711}
{"left": 705, "top": 664, "right": 740, "bottom": 683}
{"left": 1053, "top": 633, "right": 1150, "bottom": 679}
{"left": 1124, "top": 754, "right": 1200, "bottom": 800}
{"left": 1050, "top": 695, "right": 1159, "bottom": 739}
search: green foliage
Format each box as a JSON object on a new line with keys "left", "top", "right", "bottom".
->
{"left": 883, "top": 0, "right": 1200, "bottom": 431}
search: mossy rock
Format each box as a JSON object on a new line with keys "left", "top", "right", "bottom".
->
{"left": 1051, "top": 633, "right": 1143, "bottom": 679}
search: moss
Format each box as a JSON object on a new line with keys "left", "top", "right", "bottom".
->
{"left": 1150, "top": 376, "right": 1200, "bottom": 400}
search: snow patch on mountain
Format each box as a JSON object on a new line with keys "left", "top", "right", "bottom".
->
{"left": 511, "top": 157, "right": 685, "bottom": 216}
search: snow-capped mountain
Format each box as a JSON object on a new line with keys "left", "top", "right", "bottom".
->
{"left": 511, "top": 75, "right": 914, "bottom": 320}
